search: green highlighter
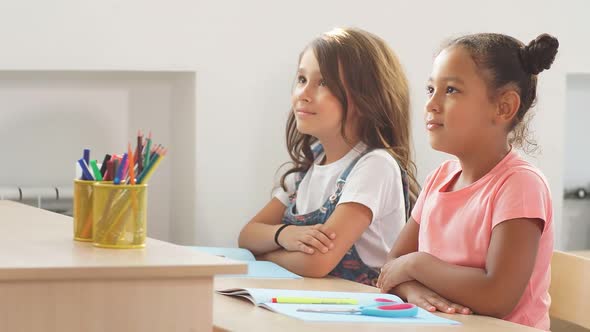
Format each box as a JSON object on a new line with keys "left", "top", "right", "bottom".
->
{"left": 89, "top": 160, "right": 103, "bottom": 181}
{"left": 271, "top": 297, "right": 358, "bottom": 304}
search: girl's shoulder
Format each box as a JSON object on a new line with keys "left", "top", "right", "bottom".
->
{"left": 361, "top": 148, "right": 401, "bottom": 162}
{"left": 493, "top": 152, "right": 550, "bottom": 190}
{"left": 339, "top": 148, "right": 404, "bottom": 185}
{"left": 413, "top": 159, "right": 461, "bottom": 195}
{"left": 357, "top": 148, "right": 403, "bottom": 172}
{"left": 427, "top": 159, "right": 461, "bottom": 182}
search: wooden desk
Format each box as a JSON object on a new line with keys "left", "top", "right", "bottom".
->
{"left": 213, "top": 278, "right": 539, "bottom": 332}
{"left": 0, "top": 201, "right": 247, "bottom": 332}
{"left": 569, "top": 250, "right": 590, "bottom": 259}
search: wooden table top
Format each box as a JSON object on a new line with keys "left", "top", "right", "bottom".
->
{"left": 213, "top": 277, "right": 539, "bottom": 332}
{"left": 0, "top": 200, "right": 247, "bottom": 280}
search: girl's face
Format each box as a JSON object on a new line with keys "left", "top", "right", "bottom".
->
{"left": 425, "top": 46, "right": 501, "bottom": 156}
{"left": 292, "top": 49, "right": 347, "bottom": 141}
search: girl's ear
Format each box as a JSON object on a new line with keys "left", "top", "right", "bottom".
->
{"left": 496, "top": 90, "right": 520, "bottom": 123}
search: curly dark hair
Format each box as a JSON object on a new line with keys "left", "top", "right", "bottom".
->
{"left": 443, "top": 33, "right": 559, "bottom": 152}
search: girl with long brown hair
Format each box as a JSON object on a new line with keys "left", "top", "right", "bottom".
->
{"left": 239, "top": 27, "right": 418, "bottom": 286}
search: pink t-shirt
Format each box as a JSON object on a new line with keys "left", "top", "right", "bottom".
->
{"left": 412, "top": 150, "right": 553, "bottom": 330}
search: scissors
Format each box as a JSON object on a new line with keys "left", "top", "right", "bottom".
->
{"left": 297, "top": 298, "right": 418, "bottom": 318}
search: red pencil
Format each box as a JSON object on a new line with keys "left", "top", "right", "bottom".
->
{"left": 128, "top": 142, "right": 135, "bottom": 185}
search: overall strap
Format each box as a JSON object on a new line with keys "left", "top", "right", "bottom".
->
{"left": 311, "top": 144, "right": 324, "bottom": 157}
{"left": 338, "top": 149, "right": 411, "bottom": 220}
{"left": 399, "top": 166, "right": 411, "bottom": 221}
{"left": 337, "top": 148, "right": 369, "bottom": 182}
{"left": 384, "top": 150, "right": 411, "bottom": 221}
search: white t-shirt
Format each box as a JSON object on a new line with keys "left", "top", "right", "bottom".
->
{"left": 274, "top": 142, "right": 406, "bottom": 268}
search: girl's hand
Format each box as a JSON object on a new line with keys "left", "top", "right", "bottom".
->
{"left": 277, "top": 224, "right": 336, "bottom": 254}
{"left": 394, "top": 281, "right": 472, "bottom": 315}
{"left": 376, "top": 253, "right": 415, "bottom": 292}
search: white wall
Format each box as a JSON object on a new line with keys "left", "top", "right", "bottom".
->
{"left": 564, "top": 74, "right": 590, "bottom": 190}
{"left": 0, "top": 0, "right": 588, "bottom": 249}
{"left": 0, "top": 71, "right": 195, "bottom": 241}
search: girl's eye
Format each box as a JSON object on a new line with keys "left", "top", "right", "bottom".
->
{"left": 319, "top": 78, "right": 327, "bottom": 87}
{"left": 426, "top": 86, "right": 434, "bottom": 95}
{"left": 446, "top": 86, "right": 458, "bottom": 94}
{"left": 297, "top": 75, "right": 307, "bottom": 84}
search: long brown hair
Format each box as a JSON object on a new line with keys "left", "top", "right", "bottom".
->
{"left": 280, "top": 27, "right": 420, "bottom": 208}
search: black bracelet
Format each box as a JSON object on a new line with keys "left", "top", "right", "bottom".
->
{"left": 274, "top": 224, "right": 292, "bottom": 248}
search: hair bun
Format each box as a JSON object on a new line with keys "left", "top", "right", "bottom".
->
{"left": 519, "top": 33, "right": 559, "bottom": 75}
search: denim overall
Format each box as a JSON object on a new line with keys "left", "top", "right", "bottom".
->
{"left": 281, "top": 145, "right": 410, "bottom": 286}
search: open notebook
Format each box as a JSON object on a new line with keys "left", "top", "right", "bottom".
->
{"left": 191, "top": 246, "right": 302, "bottom": 279}
{"left": 217, "top": 287, "right": 460, "bottom": 325}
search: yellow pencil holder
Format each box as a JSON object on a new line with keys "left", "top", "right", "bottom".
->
{"left": 73, "top": 179, "right": 97, "bottom": 242}
{"left": 92, "top": 183, "right": 148, "bottom": 249}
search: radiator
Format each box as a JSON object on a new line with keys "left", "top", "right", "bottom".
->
{"left": 0, "top": 186, "right": 73, "bottom": 216}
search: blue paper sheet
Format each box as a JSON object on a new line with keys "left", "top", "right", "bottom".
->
{"left": 216, "top": 288, "right": 460, "bottom": 325}
{"left": 191, "top": 246, "right": 302, "bottom": 279}
{"left": 193, "top": 246, "right": 256, "bottom": 261}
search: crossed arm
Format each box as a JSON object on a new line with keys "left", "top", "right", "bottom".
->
{"left": 379, "top": 217, "right": 543, "bottom": 318}
{"left": 238, "top": 198, "right": 372, "bottom": 278}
